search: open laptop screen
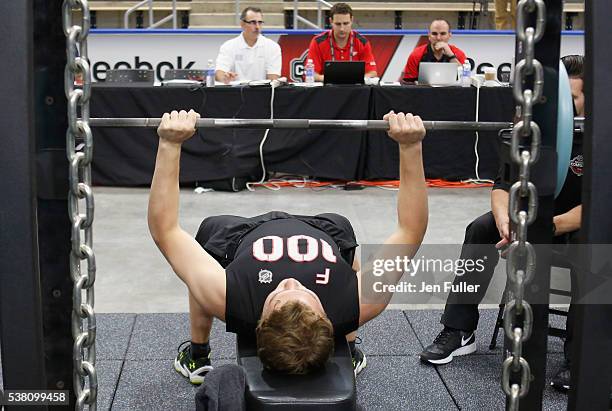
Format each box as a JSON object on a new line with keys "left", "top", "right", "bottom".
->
{"left": 417, "top": 62, "right": 458, "bottom": 86}
{"left": 323, "top": 61, "right": 365, "bottom": 85}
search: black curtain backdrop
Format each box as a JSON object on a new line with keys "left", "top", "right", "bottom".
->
{"left": 368, "top": 86, "right": 515, "bottom": 180}
{"left": 90, "top": 85, "right": 513, "bottom": 186}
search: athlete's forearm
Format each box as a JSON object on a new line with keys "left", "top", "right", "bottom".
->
{"left": 358, "top": 143, "right": 426, "bottom": 323}
{"left": 148, "top": 139, "right": 182, "bottom": 241}
{"left": 396, "top": 142, "right": 428, "bottom": 244}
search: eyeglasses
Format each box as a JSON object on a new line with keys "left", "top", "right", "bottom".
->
{"left": 242, "top": 19, "right": 264, "bottom": 26}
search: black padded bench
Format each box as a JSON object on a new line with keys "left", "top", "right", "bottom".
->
{"left": 236, "top": 335, "right": 357, "bottom": 410}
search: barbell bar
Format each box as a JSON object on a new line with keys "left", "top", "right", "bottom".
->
{"left": 86, "top": 116, "right": 585, "bottom": 132}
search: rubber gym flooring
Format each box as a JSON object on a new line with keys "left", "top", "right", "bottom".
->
{"left": 0, "top": 186, "right": 572, "bottom": 410}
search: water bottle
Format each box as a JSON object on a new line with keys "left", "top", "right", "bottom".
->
{"left": 461, "top": 61, "right": 471, "bottom": 87}
{"left": 305, "top": 59, "right": 315, "bottom": 84}
{"left": 206, "top": 59, "right": 215, "bottom": 87}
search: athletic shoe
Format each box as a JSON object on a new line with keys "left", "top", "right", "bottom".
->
{"left": 352, "top": 347, "right": 367, "bottom": 376}
{"left": 420, "top": 327, "right": 477, "bottom": 365}
{"left": 551, "top": 361, "right": 571, "bottom": 391}
{"left": 174, "top": 341, "right": 213, "bottom": 385}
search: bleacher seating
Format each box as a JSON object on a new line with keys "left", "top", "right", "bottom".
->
{"left": 289, "top": 1, "right": 585, "bottom": 30}
{"left": 87, "top": 1, "right": 192, "bottom": 29}
{"left": 84, "top": 0, "right": 585, "bottom": 30}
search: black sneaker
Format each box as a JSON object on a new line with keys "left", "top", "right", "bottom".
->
{"left": 174, "top": 341, "right": 213, "bottom": 385}
{"left": 551, "top": 361, "right": 571, "bottom": 391}
{"left": 420, "top": 327, "right": 476, "bottom": 365}
{"left": 352, "top": 347, "right": 367, "bottom": 376}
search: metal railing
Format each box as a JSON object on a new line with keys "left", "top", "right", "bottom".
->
{"left": 233, "top": 0, "right": 332, "bottom": 29}
{"left": 470, "top": 0, "right": 490, "bottom": 29}
{"left": 124, "top": 0, "right": 177, "bottom": 29}
{"left": 293, "top": 0, "right": 333, "bottom": 29}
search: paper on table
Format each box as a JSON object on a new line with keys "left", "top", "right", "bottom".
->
{"left": 291, "top": 82, "right": 324, "bottom": 87}
{"left": 228, "top": 80, "right": 251, "bottom": 86}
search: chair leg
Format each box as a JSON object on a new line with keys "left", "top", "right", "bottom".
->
{"left": 489, "top": 302, "right": 505, "bottom": 350}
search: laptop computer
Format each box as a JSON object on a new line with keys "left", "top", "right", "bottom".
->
{"left": 417, "top": 62, "right": 459, "bottom": 86}
{"left": 323, "top": 61, "right": 365, "bottom": 85}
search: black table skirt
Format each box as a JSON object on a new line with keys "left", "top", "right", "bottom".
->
{"left": 90, "top": 85, "right": 513, "bottom": 186}
{"left": 368, "top": 86, "right": 515, "bottom": 180}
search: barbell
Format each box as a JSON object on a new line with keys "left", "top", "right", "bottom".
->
{"left": 87, "top": 117, "right": 585, "bottom": 132}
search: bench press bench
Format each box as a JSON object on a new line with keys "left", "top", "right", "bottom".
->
{"left": 237, "top": 335, "right": 357, "bottom": 410}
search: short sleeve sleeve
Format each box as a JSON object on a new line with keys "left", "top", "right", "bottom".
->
{"left": 215, "top": 40, "right": 234, "bottom": 73}
{"left": 403, "top": 50, "right": 420, "bottom": 81}
{"left": 452, "top": 46, "right": 467, "bottom": 64}
{"left": 266, "top": 41, "right": 282, "bottom": 76}
{"left": 361, "top": 41, "right": 377, "bottom": 73}
{"left": 307, "top": 37, "right": 324, "bottom": 75}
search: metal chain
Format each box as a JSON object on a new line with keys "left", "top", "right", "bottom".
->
{"left": 62, "top": 1, "right": 97, "bottom": 409}
{"left": 502, "top": 0, "right": 546, "bottom": 409}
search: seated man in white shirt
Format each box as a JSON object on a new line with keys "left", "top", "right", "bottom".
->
{"left": 215, "top": 7, "right": 282, "bottom": 84}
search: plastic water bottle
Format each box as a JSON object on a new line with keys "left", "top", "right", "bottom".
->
{"left": 305, "top": 59, "right": 315, "bottom": 84}
{"left": 461, "top": 61, "right": 471, "bottom": 87}
{"left": 206, "top": 59, "right": 215, "bottom": 87}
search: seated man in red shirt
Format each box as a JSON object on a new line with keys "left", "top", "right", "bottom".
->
{"left": 401, "top": 19, "right": 467, "bottom": 83}
{"left": 307, "top": 2, "right": 377, "bottom": 82}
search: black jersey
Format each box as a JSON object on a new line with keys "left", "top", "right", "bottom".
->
{"left": 224, "top": 218, "right": 360, "bottom": 337}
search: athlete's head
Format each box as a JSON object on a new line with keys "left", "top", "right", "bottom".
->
{"left": 561, "top": 54, "right": 585, "bottom": 116}
{"left": 256, "top": 278, "right": 334, "bottom": 374}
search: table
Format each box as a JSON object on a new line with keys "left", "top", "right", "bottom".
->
{"left": 90, "top": 85, "right": 513, "bottom": 186}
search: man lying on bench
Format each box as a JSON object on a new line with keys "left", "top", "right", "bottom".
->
{"left": 148, "top": 109, "right": 428, "bottom": 383}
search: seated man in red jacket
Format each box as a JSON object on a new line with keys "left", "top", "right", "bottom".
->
{"left": 307, "top": 2, "right": 377, "bottom": 82}
{"left": 401, "top": 19, "right": 467, "bottom": 83}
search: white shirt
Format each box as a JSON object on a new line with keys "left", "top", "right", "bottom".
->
{"left": 215, "top": 33, "right": 282, "bottom": 81}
